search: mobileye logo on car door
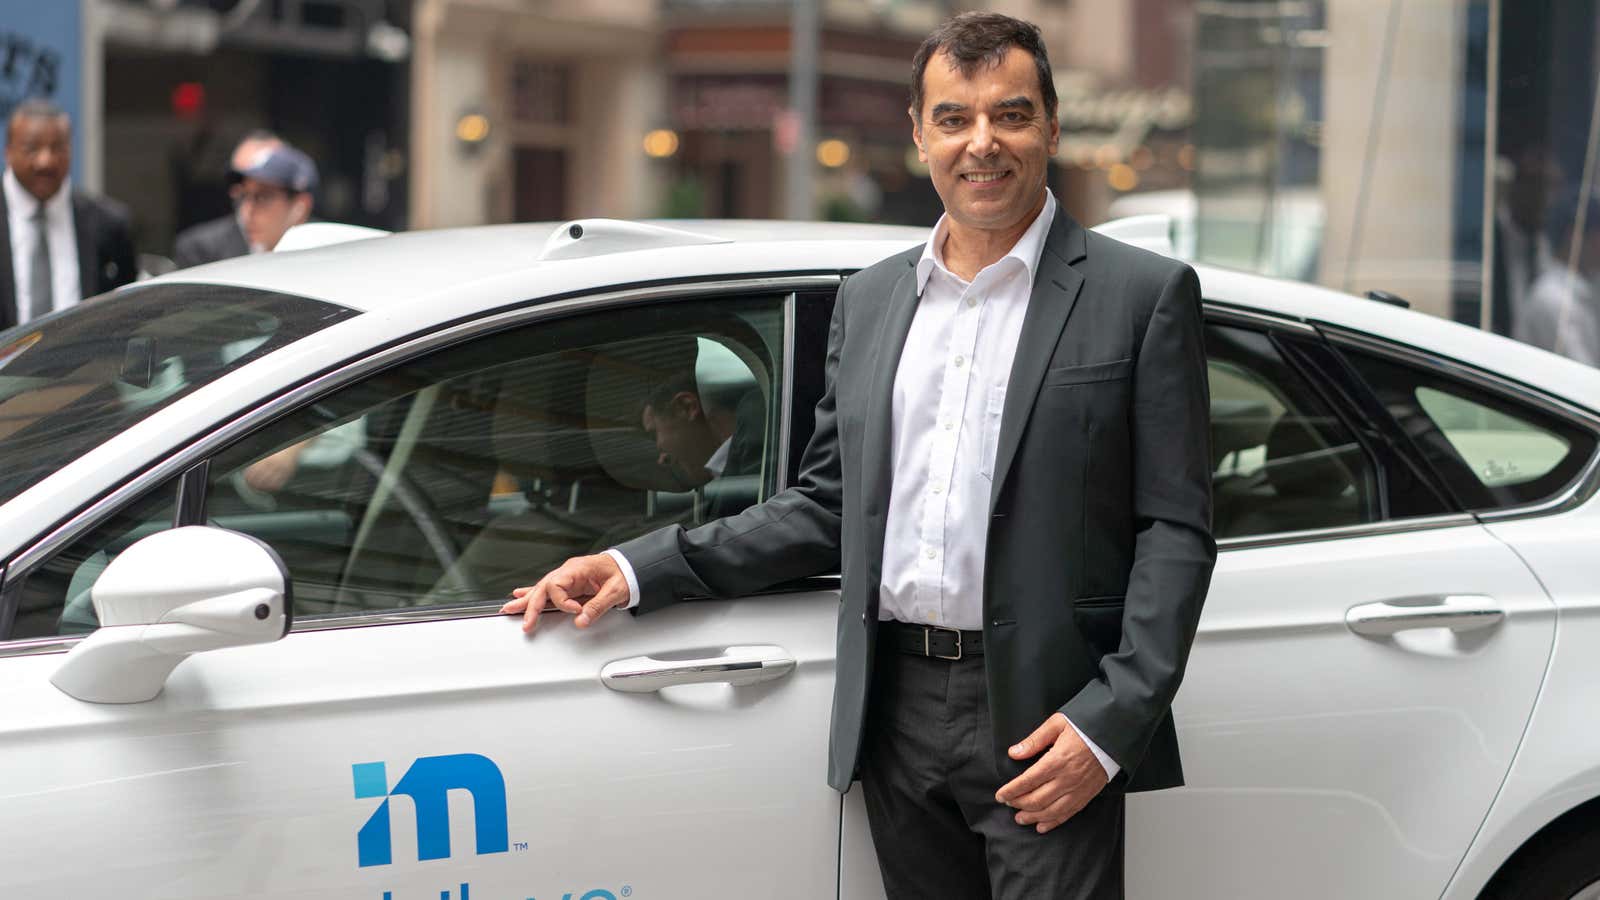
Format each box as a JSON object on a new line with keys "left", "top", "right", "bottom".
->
{"left": 353, "top": 753, "right": 510, "bottom": 867}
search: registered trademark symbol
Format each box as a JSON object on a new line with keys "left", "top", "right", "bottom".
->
{"left": 621, "top": 886, "right": 633, "bottom": 897}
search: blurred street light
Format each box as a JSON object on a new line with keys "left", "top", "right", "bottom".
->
{"left": 817, "top": 139, "right": 850, "bottom": 168}
{"left": 643, "top": 129, "right": 680, "bottom": 159}
{"left": 455, "top": 112, "right": 491, "bottom": 153}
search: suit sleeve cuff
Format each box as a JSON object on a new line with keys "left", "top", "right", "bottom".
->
{"left": 604, "top": 548, "right": 642, "bottom": 610}
{"left": 1064, "top": 715, "right": 1121, "bottom": 782}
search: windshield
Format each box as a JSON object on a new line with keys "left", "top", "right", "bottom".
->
{"left": 0, "top": 283, "right": 358, "bottom": 505}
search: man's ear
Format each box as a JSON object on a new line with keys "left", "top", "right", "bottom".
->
{"left": 909, "top": 108, "right": 928, "bottom": 164}
{"left": 1047, "top": 111, "right": 1060, "bottom": 157}
{"left": 289, "top": 194, "right": 313, "bottom": 227}
{"left": 670, "top": 391, "right": 704, "bottom": 421}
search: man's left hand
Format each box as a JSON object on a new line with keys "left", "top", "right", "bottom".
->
{"left": 995, "top": 713, "right": 1109, "bottom": 834}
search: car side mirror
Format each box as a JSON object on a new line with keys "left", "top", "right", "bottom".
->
{"left": 50, "top": 526, "right": 291, "bottom": 704}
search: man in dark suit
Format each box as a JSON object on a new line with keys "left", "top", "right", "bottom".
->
{"left": 0, "top": 100, "right": 135, "bottom": 331}
{"left": 504, "top": 13, "right": 1213, "bottom": 898}
{"left": 171, "top": 130, "right": 279, "bottom": 269}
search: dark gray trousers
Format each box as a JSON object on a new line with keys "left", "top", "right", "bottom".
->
{"left": 859, "top": 643, "right": 1126, "bottom": 900}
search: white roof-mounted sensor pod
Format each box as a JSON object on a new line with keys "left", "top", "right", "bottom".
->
{"left": 539, "top": 219, "right": 731, "bottom": 262}
{"left": 1091, "top": 214, "right": 1177, "bottom": 259}
{"left": 277, "top": 222, "right": 392, "bottom": 252}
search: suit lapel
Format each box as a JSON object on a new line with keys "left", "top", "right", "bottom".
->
{"left": 71, "top": 193, "right": 96, "bottom": 297}
{"left": 860, "top": 258, "right": 920, "bottom": 580}
{"left": 989, "top": 210, "right": 1087, "bottom": 511}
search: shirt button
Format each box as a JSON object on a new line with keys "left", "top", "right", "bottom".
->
{"left": 926, "top": 611, "right": 937, "bottom": 622}
{"left": 944, "top": 421, "right": 954, "bottom": 431}
{"left": 932, "top": 485, "right": 943, "bottom": 495}
{"left": 966, "top": 297, "right": 977, "bottom": 308}
{"left": 954, "top": 355, "right": 965, "bottom": 367}
{"left": 925, "top": 547, "right": 937, "bottom": 559}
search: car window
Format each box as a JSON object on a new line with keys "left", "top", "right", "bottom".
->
{"left": 1341, "top": 348, "right": 1597, "bottom": 510}
{"left": 0, "top": 284, "right": 357, "bottom": 506}
{"left": 1206, "top": 324, "right": 1381, "bottom": 538}
{"left": 5, "top": 476, "right": 180, "bottom": 640}
{"left": 195, "top": 295, "right": 786, "bottom": 620}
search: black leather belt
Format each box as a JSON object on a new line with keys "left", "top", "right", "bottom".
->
{"left": 880, "top": 620, "right": 984, "bottom": 659}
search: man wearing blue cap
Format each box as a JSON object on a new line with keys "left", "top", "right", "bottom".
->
{"left": 173, "top": 138, "right": 317, "bottom": 267}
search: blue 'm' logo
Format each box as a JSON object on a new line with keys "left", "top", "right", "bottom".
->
{"left": 353, "top": 753, "right": 510, "bottom": 868}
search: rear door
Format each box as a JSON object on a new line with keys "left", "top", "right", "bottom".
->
{"left": 0, "top": 284, "right": 848, "bottom": 899}
{"left": 1130, "top": 315, "right": 1559, "bottom": 899}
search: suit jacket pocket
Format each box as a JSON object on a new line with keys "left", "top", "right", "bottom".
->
{"left": 1073, "top": 597, "right": 1125, "bottom": 657}
{"left": 1043, "top": 358, "right": 1134, "bottom": 387}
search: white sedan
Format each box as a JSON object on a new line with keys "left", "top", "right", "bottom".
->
{"left": 0, "top": 218, "right": 1596, "bottom": 900}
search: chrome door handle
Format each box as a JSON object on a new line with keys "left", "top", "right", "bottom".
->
{"left": 1345, "top": 595, "right": 1505, "bottom": 637}
{"left": 600, "top": 645, "right": 796, "bottom": 693}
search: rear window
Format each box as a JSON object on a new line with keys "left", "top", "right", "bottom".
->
{"left": 1341, "top": 348, "right": 1598, "bottom": 510}
{"left": 0, "top": 283, "right": 357, "bottom": 504}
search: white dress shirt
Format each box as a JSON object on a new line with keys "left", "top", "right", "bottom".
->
{"left": 610, "top": 190, "right": 1117, "bottom": 778}
{"left": 1515, "top": 265, "right": 1600, "bottom": 366}
{"left": 704, "top": 437, "right": 732, "bottom": 478}
{"left": 4, "top": 168, "right": 82, "bottom": 323}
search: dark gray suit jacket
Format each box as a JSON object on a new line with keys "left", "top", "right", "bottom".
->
{"left": 172, "top": 214, "right": 249, "bottom": 269}
{"left": 617, "top": 208, "right": 1215, "bottom": 793}
{"left": 0, "top": 189, "right": 136, "bottom": 331}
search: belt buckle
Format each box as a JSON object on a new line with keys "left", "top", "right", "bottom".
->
{"left": 925, "top": 625, "right": 962, "bottom": 661}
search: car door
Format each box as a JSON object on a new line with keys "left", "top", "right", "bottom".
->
{"left": 0, "top": 284, "right": 848, "bottom": 900}
{"left": 1128, "top": 314, "right": 1560, "bottom": 899}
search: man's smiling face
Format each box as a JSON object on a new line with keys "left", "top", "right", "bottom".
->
{"left": 912, "top": 45, "right": 1059, "bottom": 235}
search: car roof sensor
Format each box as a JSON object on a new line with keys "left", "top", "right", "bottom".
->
{"left": 539, "top": 219, "right": 732, "bottom": 262}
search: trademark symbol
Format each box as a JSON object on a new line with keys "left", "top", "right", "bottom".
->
{"left": 514, "top": 841, "right": 529, "bottom": 851}
{"left": 621, "top": 886, "right": 633, "bottom": 897}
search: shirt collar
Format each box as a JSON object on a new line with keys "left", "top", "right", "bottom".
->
{"left": 704, "top": 436, "right": 733, "bottom": 478}
{"left": 916, "top": 188, "right": 1057, "bottom": 295}
{"left": 3, "top": 168, "right": 70, "bottom": 220}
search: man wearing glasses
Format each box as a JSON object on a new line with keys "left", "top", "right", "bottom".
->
{"left": 173, "top": 138, "right": 317, "bottom": 267}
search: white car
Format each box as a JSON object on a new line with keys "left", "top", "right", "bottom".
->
{"left": 0, "top": 217, "right": 1596, "bottom": 900}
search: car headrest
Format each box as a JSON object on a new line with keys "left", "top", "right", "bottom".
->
{"left": 1263, "top": 414, "right": 1355, "bottom": 499}
{"left": 584, "top": 336, "right": 702, "bottom": 493}
{"left": 489, "top": 346, "right": 611, "bottom": 486}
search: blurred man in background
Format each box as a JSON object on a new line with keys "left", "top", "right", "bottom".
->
{"left": 1492, "top": 145, "right": 1562, "bottom": 336}
{"left": 0, "top": 99, "right": 135, "bottom": 330}
{"left": 1514, "top": 196, "right": 1600, "bottom": 366}
{"left": 171, "top": 130, "right": 279, "bottom": 267}
{"left": 173, "top": 137, "right": 317, "bottom": 268}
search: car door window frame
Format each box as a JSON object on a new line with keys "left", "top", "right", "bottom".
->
{"left": 0, "top": 275, "right": 840, "bottom": 655}
{"left": 1202, "top": 304, "right": 1481, "bottom": 551}
{"left": 1320, "top": 323, "right": 1600, "bottom": 521}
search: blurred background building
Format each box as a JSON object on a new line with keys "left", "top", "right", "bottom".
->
{"left": 2, "top": 0, "right": 1598, "bottom": 349}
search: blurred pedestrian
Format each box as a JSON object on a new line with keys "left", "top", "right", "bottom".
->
{"left": 1492, "top": 145, "right": 1561, "bottom": 336}
{"left": 171, "top": 130, "right": 280, "bottom": 268}
{"left": 1515, "top": 196, "right": 1600, "bottom": 366}
{"left": 172, "top": 140, "right": 317, "bottom": 268}
{"left": 0, "top": 99, "right": 135, "bottom": 330}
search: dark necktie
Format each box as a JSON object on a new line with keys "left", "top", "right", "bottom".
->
{"left": 28, "top": 204, "right": 52, "bottom": 321}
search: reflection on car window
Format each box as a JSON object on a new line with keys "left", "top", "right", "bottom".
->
{"left": 1417, "top": 387, "right": 1571, "bottom": 487}
{"left": 1207, "top": 324, "right": 1380, "bottom": 538}
{"left": 0, "top": 284, "right": 357, "bottom": 506}
{"left": 201, "top": 296, "right": 785, "bottom": 620}
{"left": 1342, "top": 348, "right": 1597, "bottom": 510}
{"left": 7, "top": 477, "right": 179, "bottom": 641}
